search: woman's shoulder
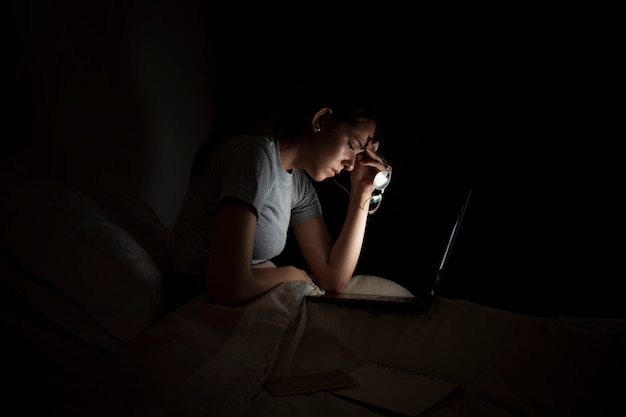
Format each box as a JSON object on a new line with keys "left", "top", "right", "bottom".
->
{"left": 192, "top": 134, "right": 274, "bottom": 178}
{"left": 215, "top": 135, "right": 278, "bottom": 165}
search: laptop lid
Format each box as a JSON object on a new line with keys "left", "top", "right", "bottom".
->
{"left": 428, "top": 188, "right": 472, "bottom": 298}
{"left": 306, "top": 189, "right": 472, "bottom": 310}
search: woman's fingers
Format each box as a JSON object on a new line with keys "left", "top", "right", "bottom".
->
{"left": 361, "top": 147, "right": 387, "bottom": 171}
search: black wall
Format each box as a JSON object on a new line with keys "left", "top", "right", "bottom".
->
{"left": 4, "top": 0, "right": 215, "bottom": 230}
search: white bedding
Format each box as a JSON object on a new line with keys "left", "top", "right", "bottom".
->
{"left": 63, "top": 281, "right": 625, "bottom": 417}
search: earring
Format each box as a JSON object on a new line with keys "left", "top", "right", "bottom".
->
{"left": 316, "top": 127, "right": 321, "bottom": 132}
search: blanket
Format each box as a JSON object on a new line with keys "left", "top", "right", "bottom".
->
{"left": 60, "top": 281, "right": 625, "bottom": 417}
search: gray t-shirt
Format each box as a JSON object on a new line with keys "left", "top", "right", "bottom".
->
{"left": 172, "top": 135, "right": 322, "bottom": 277}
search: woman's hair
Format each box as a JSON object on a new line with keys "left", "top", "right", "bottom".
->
{"left": 250, "top": 77, "right": 383, "bottom": 138}
{"left": 191, "top": 75, "right": 383, "bottom": 177}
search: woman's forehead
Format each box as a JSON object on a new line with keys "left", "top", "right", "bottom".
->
{"left": 351, "top": 120, "right": 377, "bottom": 138}
{"left": 339, "top": 120, "right": 377, "bottom": 149}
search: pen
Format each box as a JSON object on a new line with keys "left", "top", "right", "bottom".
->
{"left": 476, "top": 393, "right": 530, "bottom": 417}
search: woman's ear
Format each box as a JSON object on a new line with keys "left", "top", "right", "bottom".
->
{"left": 312, "top": 108, "right": 332, "bottom": 132}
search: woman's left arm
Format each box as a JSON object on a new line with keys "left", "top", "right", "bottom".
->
{"left": 294, "top": 145, "right": 386, "bottom": 292}
{"left": 292, "top": 197, "right": 368, "bottom": 292}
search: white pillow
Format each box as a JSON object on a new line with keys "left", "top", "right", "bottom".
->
{"left": 0, "top": 175, "right": 164, "bottom": 342}
{"left": 344, "top": 274, "right": 415, "bottom": 296}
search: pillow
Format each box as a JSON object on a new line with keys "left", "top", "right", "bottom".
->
{"left": 0, "top": 175, "right": 165, "bottom": 342}
{"left": 1, "top": 247, "right": 123, "bottom": 352}
{"left": 344, "top": 275, "right": 415, "bottom": 297}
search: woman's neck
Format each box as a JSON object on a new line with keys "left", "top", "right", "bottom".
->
{"left": 278, "top": 137, "right": 297, "bottom": 172}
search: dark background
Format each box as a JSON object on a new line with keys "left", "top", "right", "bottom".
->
{"left": 214, "top": 5, "right": 624, "bottom": 318}
{"left": 5, "top": 2, "right": 623, "bottom": 318}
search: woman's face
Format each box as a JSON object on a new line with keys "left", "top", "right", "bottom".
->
{"left": 305, "top": 119, "right": 377, "bottom": 182}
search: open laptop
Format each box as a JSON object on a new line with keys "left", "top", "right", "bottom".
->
{"left": 306, "top": 189, "right": 472, "bottom": 311}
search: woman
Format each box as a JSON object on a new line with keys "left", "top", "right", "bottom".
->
{"left": 171, "top": 78, "right": 410, "bottom": 307}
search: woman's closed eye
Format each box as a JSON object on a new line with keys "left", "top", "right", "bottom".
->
{"left": 349, "top": 137, "right": 366, "bottom": 152}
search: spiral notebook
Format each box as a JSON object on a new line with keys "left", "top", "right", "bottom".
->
{"left": 330, "top": 361, "right": 459, "bottom": 416}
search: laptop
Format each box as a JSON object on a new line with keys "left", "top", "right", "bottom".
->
{"left": 306, "top": 189, "right": 472, "bottom": 311}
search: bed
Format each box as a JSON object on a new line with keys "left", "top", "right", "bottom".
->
{"left": 2, "top": 173, "right": 625, "bottom": 417}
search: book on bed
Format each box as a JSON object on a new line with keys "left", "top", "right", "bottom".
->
{"left": 330, "top": 361, "right": 459, "bottom": 416}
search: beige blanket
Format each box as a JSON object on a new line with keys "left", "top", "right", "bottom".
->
{"left": 67, "top": 281, "right": 625, "bottom": 417}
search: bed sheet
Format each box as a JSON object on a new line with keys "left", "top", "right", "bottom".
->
{"left": 62, "top": 281, "right": 625, "bottom": 417}
{"left": 266, "top": 295, "right": 626, "bottom": 417}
